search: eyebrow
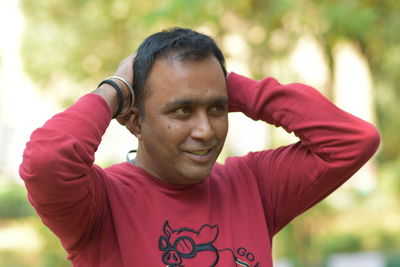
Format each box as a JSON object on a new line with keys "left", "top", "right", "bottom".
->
{"left": 164, "top": 97, "right": 228, "bottom": 109}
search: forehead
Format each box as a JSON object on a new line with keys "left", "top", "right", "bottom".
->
{"left": 144, "top": 56, "right": 227, "bottom": 105}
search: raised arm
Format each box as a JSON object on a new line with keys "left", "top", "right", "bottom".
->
{"left": 227, "top": 72, "right": 380, "bottom": 234}
{"left": 19, "top": 55, "right": 134, "bottom": 250}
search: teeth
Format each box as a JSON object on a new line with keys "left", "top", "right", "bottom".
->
{"left": 189, "top": 150, "right": 209, "bottom": 156}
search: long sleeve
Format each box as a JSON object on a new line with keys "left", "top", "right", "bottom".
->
{"left": 19, "top": 94, "right": 112, "bottom": 250}
{"left": 226, "top": 72, "right": 380, "bottom": 235}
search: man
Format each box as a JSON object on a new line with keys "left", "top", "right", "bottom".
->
{"left": 20, "top": 28, "right": 380, "bottom": 266}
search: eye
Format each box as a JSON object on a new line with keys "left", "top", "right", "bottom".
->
{"left": 174, "top": 106, "right": 192, "bottom": 115}
{"left": 174, "top": 237, "right": 195, "bottom": 255}
{"left": 208, "top": 104, "right": 227, "bottom": 115}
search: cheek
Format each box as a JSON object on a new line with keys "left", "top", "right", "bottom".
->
{"left": 167, "top": 121, "right": 175, "bottom": 131}
{"left": 213, "top": 117, "right": 229, "bottom": 138}
{"left": 166, "top": 120, "right": 190, "bottom": 136}
{"left": 154, "top": 120, "right": 192, "bottom": 150}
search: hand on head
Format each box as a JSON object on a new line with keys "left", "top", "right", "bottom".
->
{"left": 113, "top": 53, "right": 136, "bottom": 125}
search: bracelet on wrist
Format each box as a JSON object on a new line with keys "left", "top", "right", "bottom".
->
{"left": 98, "top": 79, "right": 124, "bottom": 118}
{"left": 106, "top": 76, "right": 135, "bottom": 111}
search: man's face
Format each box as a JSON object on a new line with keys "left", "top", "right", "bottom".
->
{"left": 134, "top": 56, "right": 228, "bottom": 185}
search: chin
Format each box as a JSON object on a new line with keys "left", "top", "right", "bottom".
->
{"left": 180, "top": 168, "right": 213, "bottom": 184}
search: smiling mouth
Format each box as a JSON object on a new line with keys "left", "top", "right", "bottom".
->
{"left": 186, "top": 148, "right": 212, "bottom": 156}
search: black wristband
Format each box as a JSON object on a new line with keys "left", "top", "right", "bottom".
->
{"left": 98, "top": 79, "right": 124, "bottom": 118}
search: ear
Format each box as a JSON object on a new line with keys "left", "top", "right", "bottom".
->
{"left": 197, "top": 224, "right": 219, "bottom": 244}
{"left": 163, "top": 221, "right": 173, "bottom": 238}
{"left": 124, "top": 107, "right": 143, "bottom": 140}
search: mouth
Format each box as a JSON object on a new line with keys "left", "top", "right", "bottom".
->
{"left": 183, "top": 147, "right": 215, "bottom": 163}
{"left": 186, "top": 148, "right": 212, "bottom": 156}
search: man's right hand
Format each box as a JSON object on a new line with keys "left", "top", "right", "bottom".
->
{"left": 114, "top": 53, "right": 136, "bottom": 125}
{"left": 92, "top": 53, "right": 136, "bottom": 125}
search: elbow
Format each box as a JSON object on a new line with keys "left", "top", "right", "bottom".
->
{"left": 325, "top": 123, "right": 380, "bottom": 177}
{"left": 19, "top": 141, "right": 57, "bottom": 182}
{"left": 19, "top": 136, "right": 92, "bottom": 184}
{"left": 19, "top": 129, "right": 60, "bottom": 182}
{"left": 353, "top": 123, "right": 381, "bottom": 163}
{"left": 362, "top": 123, "right": 380, "bottom": 155}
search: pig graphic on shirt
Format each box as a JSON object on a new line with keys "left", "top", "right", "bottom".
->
{"left": 158, "top": 221, "right": 250, "bottom": 267}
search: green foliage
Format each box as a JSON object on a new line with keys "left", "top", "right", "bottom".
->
{"left": 0, "top": 249, "right": 36, "bottom": 267}
{"left": 273, "top": 201, "right": 335, "bottom": 266}
{"left": 320, "top": 1, "right": 377, "bottom": 41}
{"left": 379, "top": 157, "right": 400, "bottom": 196}
{"left": 0, "top": 218, "right": 69, "bottom": 267}
{"left": 0, "top": 183, "right": 35, "bottom": 218}
{"left": 33, "top": 218, "right": 70, "bottom": 267}
{"left": 386, "top": 253, "right": 400, "bottom": 267}
{"left": 322, "top": 234, "right": 362, "bottom": 254}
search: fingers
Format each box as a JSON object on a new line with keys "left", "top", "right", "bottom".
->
{"left": 113, "top": 53, "right": 137, "bottom": 124}
{"left": 114, "top": 53, "right": 136, "bottom": 84}
{"left": 119, "top": 53, "right": 136, "bottom": 68}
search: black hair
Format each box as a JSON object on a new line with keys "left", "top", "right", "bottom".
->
{"left": 132, "top": 27, "right": 227, "bottom": 113}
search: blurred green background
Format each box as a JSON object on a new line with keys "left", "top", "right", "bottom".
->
{"left": 0, "top": 0, "right": 399, "bottom": 266}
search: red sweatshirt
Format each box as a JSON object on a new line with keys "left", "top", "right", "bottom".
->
{"left": 20, "top": 73, "right": 380, "bottom": 267}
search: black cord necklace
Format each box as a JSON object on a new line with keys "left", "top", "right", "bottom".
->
{"left": 126, "top": 149, "right": 137, "bottom": 165}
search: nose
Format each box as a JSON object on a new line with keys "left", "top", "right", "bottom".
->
{"left": 163, "top": 250, "right": 181, "bottom": 265}
{"left": 191, "top": 112, "right": 214, "bottom": 141}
